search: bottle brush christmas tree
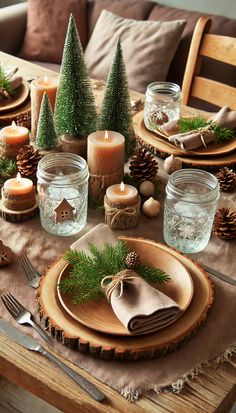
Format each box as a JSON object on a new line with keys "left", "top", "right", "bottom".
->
{"left": 98, "top": 39, "right": 135, "bottom": 161}
{"left": 36, "top": 92, "right": 57, "bottom": 149}
{"left": 54, "top": 14, "right": 97, "bottom": 138}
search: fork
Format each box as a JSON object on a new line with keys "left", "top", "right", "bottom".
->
{"left": 18, "top": 254, "right": 40, "bottom": 289}
{"left": 1, "top": 292, "right": 53, "bottom": 345}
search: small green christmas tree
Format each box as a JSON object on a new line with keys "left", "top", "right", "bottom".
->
{"left": 98, "top": 39, "right": 135, "bottom": 160}
{"left": 54, "top": 14, "right": 97, "bottom": 138}
{"left": 36, "top": 92, "right": 57, "bottom": 149}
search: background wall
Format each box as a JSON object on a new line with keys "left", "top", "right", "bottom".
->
{"left": 0, "top": 0, "right": 26, "bottom": 7}
{"left": 153, "top": 0, "right": 236, "bottom": 19}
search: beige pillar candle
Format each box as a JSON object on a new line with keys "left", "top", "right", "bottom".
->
{"left": 31, "top": 76, "right": 58, "bottom": 138}
{"left": 4, "top": 173, "right": 33, "bottom": 195}
{"left": 87, "top": 130, "right": 125, "bottom": 175}
{"left": 106, "top": 182, "right": 138, "bottom": 204}
{"left": 0, "top": 121, "right": 29, "bottom": 158}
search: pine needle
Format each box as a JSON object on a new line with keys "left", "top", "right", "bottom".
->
{"left": 0, "top": 158, "right": 17, "bottom": 185}
{"left": 0, "top": 65, "right": 14, "bottom": 98}
{"left": 59, "top": 241, "right": 170, "bottom": 304}
{"left": 178, "top": 117, "right": 235, "bottom": 143}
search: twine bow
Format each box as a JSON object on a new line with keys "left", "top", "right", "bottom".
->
{"left": 198, "top": 124, "right": 215, "bottom": 148}
{"left": 104, "top": 197, "right": 141, "bottom": 228}
{"left": 101, "top": 269, "right": 138, "bottom": 302}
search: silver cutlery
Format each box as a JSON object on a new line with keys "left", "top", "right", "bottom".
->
{"left": 18, "top": 253, "right": 41, "bottom": 289}
{"left": 0, "top": 319, "right": 105, "bottom": 402}
{"left": 202, "top": 264, "right": 236, "bottom": 286}
{"left": 1, "top": 292, "right": 52, "bottom": 345}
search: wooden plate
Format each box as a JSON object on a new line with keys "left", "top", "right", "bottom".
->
{"left": 37, "top": 237, "right": 214, "bottom": 360}
{"left": 0, "top": 82, "right": 29, "bottom": 113}
{"left": 135, "top": 112, "right": 236, "bottom": 158}
{"left": 56, "top": 248, "right": 194, "bottom": 336}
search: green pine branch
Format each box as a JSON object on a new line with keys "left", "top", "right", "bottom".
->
{"left": 0, "top": 65, "right": 14, "bottom": 98}
{"left": 178, "top": 117, "right": 234, "bottom": 143}
{"left": 98, "top": 39, "right": 135, "bottom": 160}
{"left": 0, "top": 158, "right": 17, "bottom": 185}
{"left": 59, "top": 241, "right": 170, "bottom": 304}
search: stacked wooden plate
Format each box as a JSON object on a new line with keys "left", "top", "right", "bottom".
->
{"left": 37, "top": 236, "right": 214, "bottom": 360}
{"left": 0, "top": 81, "right": 30, "bottom": 127}
{"left": 134, "top": 111, "right": 236, "bottom": 170}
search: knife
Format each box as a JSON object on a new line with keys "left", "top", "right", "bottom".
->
{"left": 0, "top": 319, "right": 105, "bottom": 402}
{"left": 201, "top": 264, "right": 236, "bottom": 286}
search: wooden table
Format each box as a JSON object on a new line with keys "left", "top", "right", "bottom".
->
{"left": 0, "top": 52, "right": 235, "bottom": 413}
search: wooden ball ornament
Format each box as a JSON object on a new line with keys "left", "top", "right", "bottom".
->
{"left": 0, "top": 240, "right": 13, "bottom": 266}
{"left": 139, "top": 180, "right": 155, "bottom": 197}
{"left": 164, "top": 155, "right": 182, "bottom": 175}
{"left": 143, "top": 197, "right": 161, "bottom": 218}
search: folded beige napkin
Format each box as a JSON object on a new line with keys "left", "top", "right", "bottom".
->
{"left": 160, "top": 106, "right": 236, "bottom": 150}
{"left": 71, "top": 224, "right": 180, "bottom": 335}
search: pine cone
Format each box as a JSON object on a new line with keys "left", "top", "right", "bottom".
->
{"left": 216, "top": 167, "right": 236, "bottom": 192}
{"left": 129, "top": 148, "right": 158, "bottom": 182}
{"left": 16, "top": 145, "right": 41, "bottom": 178}
{"left": 213, "top": 207, "right": 236, "bottom": 240}
{"left": 125, "top": 252, "right": 140, "bottom": 269}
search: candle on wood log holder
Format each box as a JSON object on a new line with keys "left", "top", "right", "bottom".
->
{"left": 0, "top": 121, "right": 29, "bottom": 158}
{"left": 104, "top": 182, "right": 140, "bottom": 229}
{"left": 87, "top": 130, "right": 125, "bottom": 202}
{"left": 31, "top": 76, "right": 58, "bottom": 138}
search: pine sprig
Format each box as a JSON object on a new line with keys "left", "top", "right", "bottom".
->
{"left": 178, "top": 117, "right": 235, "bottom": 143}
{"left": 0, "top": 66, "right": 14, "bottom": 98}
{"left": 0, "top": 158, "right": 17, "bottom": 185}
{"left": 59, "top": 241, "right": 170, "bottom": 304}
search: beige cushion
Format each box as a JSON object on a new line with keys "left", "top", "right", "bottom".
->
{"left": 85, "top": 10, "right": 186, "bottom": 93}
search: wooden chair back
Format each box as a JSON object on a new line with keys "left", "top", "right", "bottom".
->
{"left": 182, "top": 16, "right": 236, "bottom": 109}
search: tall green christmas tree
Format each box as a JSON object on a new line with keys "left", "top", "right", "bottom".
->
{"left": 36, "top": 92, "right": 57, "bottom": 149}
{"left": 98, "top": 39, "right": 135, "bottom": 160}
{"left": 54, "top": 14, "right": 97, "bottom": 138}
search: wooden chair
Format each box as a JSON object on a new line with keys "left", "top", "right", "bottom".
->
{"left": 182, "top": 16, "right": 236, "bottom": 110}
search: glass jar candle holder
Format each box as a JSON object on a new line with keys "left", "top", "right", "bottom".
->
{"left": 144, "top": 82, "right": 181, "bottom": 132}
{"left": 163, "top": 169, "right": 219, "bottom": 253}
{"left": 37, "top": 153, "right": 89, "bottom": 236}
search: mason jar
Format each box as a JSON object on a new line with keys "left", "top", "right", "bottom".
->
{"left": 144, "top": 82, "right": 181, "bottom": 132}
{"left": 163, "top": 169, "right": 219, "bottom": 253}
{"left": 37, "top": 153, "right": 89, "bottom": 236}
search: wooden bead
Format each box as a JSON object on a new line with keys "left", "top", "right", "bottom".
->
{"left": 139, "top": 180, "right": 155, "bottom": 197}
{"left": 143, "top": 197, "right": 161, "bottom": 218}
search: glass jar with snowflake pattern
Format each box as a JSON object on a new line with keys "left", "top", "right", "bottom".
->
{"left": 163, "top": 169, "right": 219, "bottom": 253}
{"left": 144, "top": 82, "right": 181, "bottom": 132}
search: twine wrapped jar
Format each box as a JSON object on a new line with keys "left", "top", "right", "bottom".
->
{"left": 104, "top": 183, "right": 140, "bottom": 229}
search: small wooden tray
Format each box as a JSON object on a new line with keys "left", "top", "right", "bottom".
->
{"left": 37, "top": 237, "right": 214, "bottom": 360}
{"left": 0, "top": 82, "right": 29, "bottom": 113}
{"left": 57, "top": 247, "right": 194, "bottom": 336}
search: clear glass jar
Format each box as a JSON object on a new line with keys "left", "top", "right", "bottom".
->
{"left": 144, "top": 82, "right": 181, "bottom": 132}
{"left": 37, "top": 153, "right": 89, "bottom": 236}
{"left": 163, "top": 169, "right": 219, "bottom": 253}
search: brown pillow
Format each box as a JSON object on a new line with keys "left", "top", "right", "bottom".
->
{"left": 149, "top": 5, "right": 236, "bottom": 89}
{"left": 85, "top": 10, "right": 186, "bottom": 93}
{"left": 19, "top": 0, "right": 88, "bottom": 64}
{"left": 88, "top": 0, "right": 155, "bottom": 36}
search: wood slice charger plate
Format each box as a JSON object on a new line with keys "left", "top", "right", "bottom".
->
{"left": 57, "top": 250, "right": 194, "bottom": 336}
{"left": 37, "top": 237, "right": 214, "bottom": 360}
{"left": 134, "top": 111, "right": 236, "bottom": 169}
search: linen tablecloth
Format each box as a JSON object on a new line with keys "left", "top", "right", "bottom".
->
{"left": 0, "top": 164, "right": 235, "bottom": 399}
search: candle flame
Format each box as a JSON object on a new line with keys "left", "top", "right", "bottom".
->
{"left": 120, "top": 181, "right": 125, "bottom": 192}
{"left": 16, "top": 172, "right": 22, "bottom": 183}
{"left": 43, "top": 75, "right": 48, "bottom": 83}
{"left": 11, "top": 121, "right": 17, "bottom": 130}
{"left": 104, "top": 130, "right": 109, "bottom": 141}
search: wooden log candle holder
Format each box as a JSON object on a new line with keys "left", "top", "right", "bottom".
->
{"left": 59, "top": 135, "right": 87, "bottom": 159}
{"left": 104, "top": 194, "right": 141, "bottom": 229}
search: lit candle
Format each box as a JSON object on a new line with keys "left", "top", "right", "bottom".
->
{"left": 87, "top": 130, "right": 125, "bottom": 175}
{"left": 0, "top": 121, "right": 29, "bottom": 145}
{"left": 106, "top": 182, "right": 138, "bottom": 204}
{"left": 31, "top": 75, "right": 58, "bottom": 138}
{"left": 4, "top": 172, "right": 33, "bottom": 195}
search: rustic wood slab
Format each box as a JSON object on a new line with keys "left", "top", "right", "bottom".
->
{"left": 37, "top": 237, "right": 213, "bottom": 360}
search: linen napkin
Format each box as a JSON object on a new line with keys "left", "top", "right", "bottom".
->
{"left": 71, "top": 224, "right": 180, "bottom": 335}
{"left": 159, "top": 106, "right": 236, "bottom": 150}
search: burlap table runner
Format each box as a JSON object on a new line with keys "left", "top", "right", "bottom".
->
{"left": 0, "top": 167, "right": 235, "bottom": 399}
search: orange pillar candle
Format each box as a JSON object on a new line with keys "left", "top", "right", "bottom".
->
{"left": 2, "top": 173, "right": 36, "bottom": 211}
{"left": 106, "top": 182, "right": 138, "bottom": 204}
{"left": 87, "top": 130, "right": 125, "bottom": 175}
{"left": 4, "top": 172, "right": 33, "bottom": 195}
{"left": 0, "top": 121, "right": 29, "bottom": 158}
{"left": 31, "top": 76, "right": 58, "bottom": 138}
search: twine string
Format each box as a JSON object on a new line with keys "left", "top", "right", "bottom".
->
{"left": 101, "top": 269, "right": 138, "bottom": 302}
{"left": 104, "top": 197, "right": 141, "bottom": 227}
